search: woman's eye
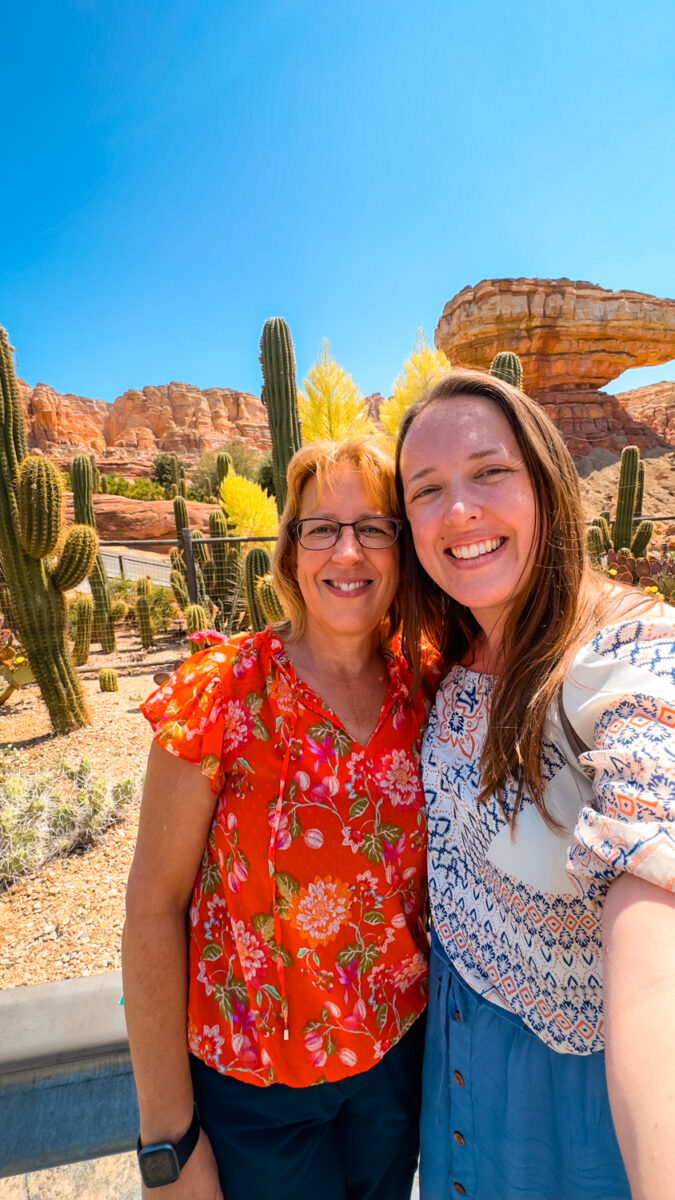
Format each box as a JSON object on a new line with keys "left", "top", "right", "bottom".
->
{"left": 409, "top": 485, "right": 439, "bottom": 501}
{"left": 479, "top": 466, "right": 508, "bottom": 478}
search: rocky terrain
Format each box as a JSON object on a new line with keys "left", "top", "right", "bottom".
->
{"left": 17, "top": 378, "right": 271, "bottom": 458}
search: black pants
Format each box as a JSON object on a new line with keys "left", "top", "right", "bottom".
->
{"left": 190, "top": 1012, "right": 425, "bottom": 1200}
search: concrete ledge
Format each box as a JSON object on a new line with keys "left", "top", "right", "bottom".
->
{"left": 0, "top": 973, "right": 138, "bottom": 1177}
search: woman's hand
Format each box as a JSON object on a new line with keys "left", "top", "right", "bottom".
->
{"left": 141, "top": 1128, "right": 224, "bottom": 1200}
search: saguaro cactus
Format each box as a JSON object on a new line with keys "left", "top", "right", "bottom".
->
{"left": 216, "top": 452, "right": 232, "bottom": 488}
{"left": 490, "top": 351, "right": 523, "bottom": 390}
{"left": 0, "top": 327, "right": 98, "bottom": 732}
{"left": 259, "top": 317, "right": 302, "bottom": 515}
{"left": 71, "top": 454, "right": 115, "bottom": 653}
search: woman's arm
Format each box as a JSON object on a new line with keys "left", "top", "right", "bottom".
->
{"left": 122, "top": 739, "right": 223, "bottom": 1199}
{"left": 603, "top": 873, "right": 675, "bottom": 1200}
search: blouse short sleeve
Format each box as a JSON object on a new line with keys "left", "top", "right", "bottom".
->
{"left": 564, "top": 610, "right": 675, "bottom": 900}
{"left": 141, "top": 645, "right": 237, "bottom": 793}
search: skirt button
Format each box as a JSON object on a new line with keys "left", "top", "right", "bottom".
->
{"left": 453, "top": 1070, "right": 465, "bottom": 1086}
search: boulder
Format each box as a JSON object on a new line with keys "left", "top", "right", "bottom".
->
{"left": 63, "top": 494, "right": 214, "bottom": 542}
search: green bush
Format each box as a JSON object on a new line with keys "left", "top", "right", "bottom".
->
{"left": 0, "top": 757, "right": 136, "bottom": 887}
{"left": 151, "top": 453, "right": 189, "bottom": 490}
{"left": 99, "top": 473, "right": 164, "bottom": 501}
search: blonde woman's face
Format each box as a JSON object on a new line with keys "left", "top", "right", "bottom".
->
{"left": 294, "top": 467, "right": 399, "bottom": 643}
{"left": 400, "top": 396, "right": 537, "bottom": 639}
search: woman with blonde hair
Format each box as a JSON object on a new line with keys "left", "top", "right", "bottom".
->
{"left": 396, "top": 370, "right": 675, "bottom": 1200}
{"left": 123, "top": 436, "right": 434, "bottom": 1199}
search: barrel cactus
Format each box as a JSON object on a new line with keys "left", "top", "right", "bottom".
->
{"left": 71, "top": 454, "right": 115, "bottom": 653}
{"left": 217, "top": 452, "right": 232, "bottom": 487}
{"left": 0, "top": 327, "right": 98, "bottom": 732}
{"left": 490, "top": 351, "right": 523, "bottom": 390}
{"left": 256, "top": 574, "right": 285, "bottom": 623}
{"left": 99, "top": 668, "right": 118, "bottom": 692}
{"left": 260, "top": 317, "right": 302, "bottom": 515}
{"left": 135, "top": 575, "right": 151, "bottom": 597}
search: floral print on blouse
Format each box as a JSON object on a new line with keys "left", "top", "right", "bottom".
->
{"left": 141, "top": 630, "right": 435, "bottom": 1088}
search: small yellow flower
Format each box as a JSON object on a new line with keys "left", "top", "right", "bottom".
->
{"left": 608, "top": 569, "right": 617, "bottom": 576}
{"left": 15, "top": 656, "right": 25, "bottom": 664}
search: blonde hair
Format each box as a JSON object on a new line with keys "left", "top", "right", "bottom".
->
{"left": 271, "top": 436, "right": 400, "bottom": 644}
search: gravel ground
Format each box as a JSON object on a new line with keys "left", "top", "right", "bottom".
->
{"left": 0, "top": 633, "right": 179, "bottom": 991}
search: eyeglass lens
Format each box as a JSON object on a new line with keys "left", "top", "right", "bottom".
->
{"left": 297, "top": 519, "right": 399, "bottom": 548}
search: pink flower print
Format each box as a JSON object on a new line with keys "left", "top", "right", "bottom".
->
{"left": 220, "top": 699, "right": 254, "bottom": 754}
{"left": 199, "top": 1024, "right": 225, "bottom": 1061}
{"left": 294, "top": 770, "right": 311, "bottom": 792}
{"left": 232, "top": 649, "right": 257, "bottom": 678}
{"left": 376, "top": 750, "right": 421, "bottom": 809}
{"left": 342, "top": 826, "right": 364, "bottom": 852}
{"left": 231, "top": 1033, "right": 260, "bottom": 1068}
{"left": 336, "top": 958, "right": 359, "bottom": 1002}
{"left": 356, "top": 870, "right": 379, "bottom": 894}
{"left": 187, "top": 630, "right": 228, "bottom": 646}
{"left": 232, "top": 998, "right": 257, "bottom": 1034}
{"left": 196, "top": 958, "right": 214, "bottom": 997}
{"left": 306, "top": 734, "right": 334, "bottom": 765}
{"left": 388, "top": 950, "right": 427, "bottom": 994}
{"left": 231, "top": 920, "right": 272, "bottom": 987}
{"left": 383, "top": 833, "right": 406, "bottom": 884}
{"left": 346, "top": 751, "right": 366, "bottom": 792}
{"left": 373, "top": 1038, "right": 391, "bottom": 1061}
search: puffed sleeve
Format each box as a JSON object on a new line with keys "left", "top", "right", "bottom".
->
{"left": 141, "top": 646, "right": 236, "bottom": 793}
{"left": 564, "top": 611, "right": 675, "bottom": 900}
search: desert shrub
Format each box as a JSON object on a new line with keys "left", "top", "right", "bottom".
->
{"left": 150, "top": 453, "right": 188, "bottom": 489}
{"left": 256, "top": 452, "right": 275, "bottom": 498}
{"left": 198, "top": 442, "right": 264, "bottom": 489}
{"left": 100, "top": 473, "right": 164, "bottom": 501}
{"left": 0, "top": 755, "right": 136, "bottom": 888}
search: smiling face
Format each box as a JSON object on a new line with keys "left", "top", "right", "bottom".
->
{"left": 294, "top": 467, "right": 399, "bottom": 645}
{"left": 399, "top": 395, "right": 538, "bottom": 643}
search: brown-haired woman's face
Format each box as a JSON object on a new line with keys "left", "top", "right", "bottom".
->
{"left": 399, "top": 396, "right": 537, "bottom": 636}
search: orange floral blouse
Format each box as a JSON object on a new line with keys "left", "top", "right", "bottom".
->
{"left": 141, "top": 629, "right": 435, "bottom": 1089}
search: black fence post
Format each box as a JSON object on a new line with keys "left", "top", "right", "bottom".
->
{"left": 118, "top": 555, "right": 125, "bottom": 580}
{"left": 181, "top": 528, "right": 198, "bottom": 604}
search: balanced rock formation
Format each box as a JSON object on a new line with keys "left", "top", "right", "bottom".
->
{"left": 17, "top": 378, "right": 271, "bottom": 458}
{"left": 435, "top": 279, "right": 675, "bottom": 455}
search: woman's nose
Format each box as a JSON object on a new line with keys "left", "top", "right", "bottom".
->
{"left": 331, "top": 526, "right": 363, "bottom": 560}
{"left": 443, "top": 491, "right": 481, "bottom": 524}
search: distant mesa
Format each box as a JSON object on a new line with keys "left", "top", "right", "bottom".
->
{"left": 435, "top": 278, "right": 675, "bottom": 455}
{"left": 17, "top": 379, "right": 271, "bottom": 460}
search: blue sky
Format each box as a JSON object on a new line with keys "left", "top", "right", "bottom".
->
{"left": 1, "top": 0, "right": 674, "bottom": 404}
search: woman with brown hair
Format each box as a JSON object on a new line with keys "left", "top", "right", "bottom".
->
{"left": 123, "top": 436, "right": 433, "bottom": 1199}
{"left": 396, "top": 370, "right": 675, "bottom": 1200}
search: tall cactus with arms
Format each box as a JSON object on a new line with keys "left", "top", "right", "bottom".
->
{"left": 0, "top": 327, "right": 98, "bottom": 732}
{"left": 71, "top": 454, "right": 115, "bottom": 653}
{"left": 260, "top": 317, "right": 302, "bottom": 515}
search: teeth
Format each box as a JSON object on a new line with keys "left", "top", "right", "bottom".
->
{"left": 328, "top": 580, "right": 368, "bottom": 591}
{"left": 449, "top": 538, "right": 503, "bottom": 560}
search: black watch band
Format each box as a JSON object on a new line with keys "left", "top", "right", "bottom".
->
{"left": 137, "top": 1103, "right": 200, "bottom": 1189}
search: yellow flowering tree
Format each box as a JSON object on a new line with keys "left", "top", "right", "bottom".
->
{"left": 298, "top": 339, "right": 375, "bottom": 443}
{"left": 379, "top": 330, "right": 450, "bottom": 444}
{"left": 219, "top": 473, "right": 279, "bottom": 541}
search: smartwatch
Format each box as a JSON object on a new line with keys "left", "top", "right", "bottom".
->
{"left": 137, "top": 1104, "right": 201, "bottom": 1189}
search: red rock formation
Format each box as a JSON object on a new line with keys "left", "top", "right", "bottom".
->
{"left": 63, "top": 495, "right": 214, "bottom": 542}
{"left": 434, "top": 279, "right": 675, "bottom": 455}
{"left": 615, "top": 381, "right": 675, "bottom": 445}
{"left": 18, "top": 378, "right": 271, "bottom": 458}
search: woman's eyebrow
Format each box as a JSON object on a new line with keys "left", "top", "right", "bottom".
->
{"left": 406, "top": 446, "right": 505, "bottom": 483}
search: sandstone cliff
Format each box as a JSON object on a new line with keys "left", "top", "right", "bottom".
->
{"left": 18, "top": 378, "right": 271, "bottom": 458}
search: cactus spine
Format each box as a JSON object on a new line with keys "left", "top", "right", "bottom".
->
{"left": 17, "top": 457, "right": 63, "bottom": 558}
{"left": 586, "top": 525, "right": 605, "bottom": 567}
{"left": 630, "top": 520, "right": 653, "bottom": 559}
{"left": 99, "top": 668, "right": 118, "bottom": 692}
{"left": 490, "top": 351, "right": 523, "bottom": 390}
{"left": 71, "top": 454, "right": 115, "bottom": 653}
{"left": 136, "top": 595, "right": 154, "bottom": 649}
{"left": 185, "top": 603, "right": 210, "bottom": 636}
{"left": 72, "top": 593, "right": 94, "bottom": 666}
{"left": 244, "top": 547, "right": 271, "bottom": 632}
{"left": 174, "top": 495, "right": 188, "bottom": 541}
{"left": 259, "top": 318, "right": 302, "bottom": 515}
{"left": 0, "top": 327, "right": 95, "bottom": 732}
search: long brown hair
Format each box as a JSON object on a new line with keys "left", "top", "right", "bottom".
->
{"left": 395, "top": 369, "right": 605, "bottom": 828}
{"left": 271, "top": 436, "right": 401, "bottom": 646}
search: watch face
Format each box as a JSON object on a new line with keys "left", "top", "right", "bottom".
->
{"left": 138, "top": 1145, "right": 181, "bottom": 1188}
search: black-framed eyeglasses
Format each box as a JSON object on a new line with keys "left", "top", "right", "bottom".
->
{"left": 290, "top": 517, "right": 402, "bottom": 550}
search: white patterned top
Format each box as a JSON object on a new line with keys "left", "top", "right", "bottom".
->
{"left": 423, "top": 611, "right": 675, "bottom": 1055}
